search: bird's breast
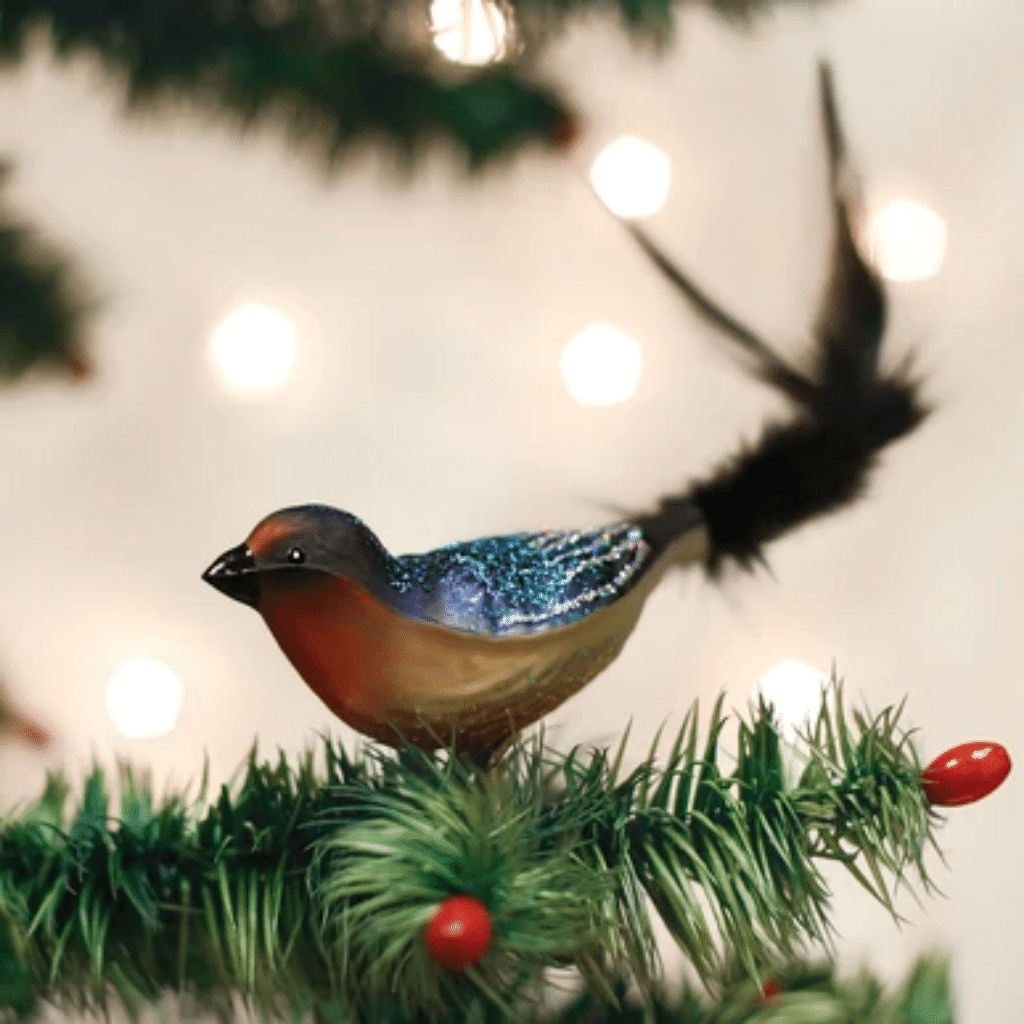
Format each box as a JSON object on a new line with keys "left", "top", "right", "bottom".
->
{"left": 257, "top": 573, "right": 393, "bottom": 734}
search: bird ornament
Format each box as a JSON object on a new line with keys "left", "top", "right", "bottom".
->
{"left": 204, "top": 67, "right": 927, "bottom": 761}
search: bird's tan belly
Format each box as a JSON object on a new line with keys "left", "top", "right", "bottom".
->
{"left": 259, "top": 576, "right": 637, "bottom": 753}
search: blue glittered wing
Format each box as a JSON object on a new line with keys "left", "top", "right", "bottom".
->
{"left": 384, "top": 522, "right": 655, "bottom": 636}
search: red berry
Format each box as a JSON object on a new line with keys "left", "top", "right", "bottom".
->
{"left": 921, "top": 741, "right": 1011, "bottom": 806}
{"left": 12, "top": 714, "right": 50, "bottom": 748}
{"left": 759, "top": 978, "right": 782, "bottom": 1004}
{"left": 549, "top": 109, "right": 581, "bottom": 151}
{"left": 425, "top": 894, "right": 493, "bottom": 970}
{"left": 65, "top": 349, "right": 94, "bottom": 381}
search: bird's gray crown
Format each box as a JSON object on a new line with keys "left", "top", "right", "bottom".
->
{"left": 248, "top": 504, "right": 393, "bottom": 589}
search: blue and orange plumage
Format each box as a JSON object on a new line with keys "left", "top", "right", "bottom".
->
{"left": 203, "top": 66, "right": 927, "bottom": 759}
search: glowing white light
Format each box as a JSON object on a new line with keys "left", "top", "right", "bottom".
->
{"left": 210, "top": 304, "right": 297, "bottom": 392}
{"left": 755, "top": 660, "right": 826, "bottom": 741}
{"left": 106, "top": 657, "right": 183, "bottom": 739}
{"left": 590, "top": 137, "right": 671, "bottom": 219}
{"left": 868, "top": 199, "right": 947, "bottom": 282}
{"left": 561, "top": 324, "right": 642, "bottom": 407}
{"left": 430, "top": 0, "right": 510, "bottom": 66}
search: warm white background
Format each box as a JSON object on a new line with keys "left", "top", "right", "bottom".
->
{"left": 0, "top": 1, "right": 1019, "bottom": 1020}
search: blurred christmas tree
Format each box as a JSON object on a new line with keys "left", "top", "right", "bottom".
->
{"left": 0, "top": 0, "right": 833, "bottom": 382}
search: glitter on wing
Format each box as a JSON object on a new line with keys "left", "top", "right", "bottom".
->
{"left": 384, "top": 523, "right": 655, "bottom": 636}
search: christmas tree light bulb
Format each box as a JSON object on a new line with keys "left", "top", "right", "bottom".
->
{"left": 590, "top": 137, "right": 671, "bottom": 218}
{"left": 210, "top": 304, "right": 297, "bottom": 393}
{"left": 430, "top": 0, "right": 509, "bottom": 66}
{"left": 106, "top": 657, "right": 183, "bottom": 738}
{"left": 867, "top": 199, "right": 947, "bottom": 282}
{"left": 756, "top": 660, "right": 825, "bottom": 741}
{"left": 561, "top": 323, "right": 642, "bottom": 406}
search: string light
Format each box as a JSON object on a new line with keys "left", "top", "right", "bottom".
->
{"left": 755, "top": 660, "right": 825, "bottom": 742}
{"left": 210, "top": 304, "right": 297, "bottom": 393}
{"left": 867, "top": 199, "right": 947, "bottom": 282}
{"left": 106, "top": 657, "right": 183, "bottom": 739}
{"left": 429, "top": 0, "right": 510, "bottom": 66}
{"left": 561, "top": 323, "right": 642, "bottom": 407}
{"left": 590, "top": 136, "right": 671, "bottom": 219}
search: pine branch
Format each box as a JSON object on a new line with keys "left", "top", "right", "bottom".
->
{"left": 529, "top": 954, "right": 955, "bottom": 1023}
{"left": 0, "top": 1, "right": 842, "bottom": 173}
{"left": 0, "top": 1, "right": 576, "bottom": 173}
{"left": 0, "top": 684, "right": 942, "bottom": 1023}
{"left": 0, "top": 161, "right": 96, "bottom": 382}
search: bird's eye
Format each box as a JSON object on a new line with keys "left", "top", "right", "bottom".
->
{"left": 286, "top": 546, "right": 306, "bottom": 565}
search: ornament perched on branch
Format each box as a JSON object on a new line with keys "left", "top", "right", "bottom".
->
{"left": 203, "top": 65, "right": 926, "bottom": 759}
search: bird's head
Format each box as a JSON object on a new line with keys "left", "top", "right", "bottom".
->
{"left": 202, "top": 504, "right": 391, "bottom": 609}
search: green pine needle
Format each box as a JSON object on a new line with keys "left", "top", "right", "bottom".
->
{"left": 0, "top": 683, "right": 946, "bottom": 1023}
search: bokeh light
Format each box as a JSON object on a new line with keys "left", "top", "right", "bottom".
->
{"left": 561, "top": 323, "right": 642, "bottom": 407}
{"left": 430, "top": 0, "right": 510, "bottom": 66}
{"left": 755, "top": 660, "right": 826, "bottom": 741}
{"left": 210, "top": 304, "right": 297, "bottom": 392}
{"left": 106, "top": 657, "right": 183, "bottom": 739}
{"left": 590, "top": 136, "right": 671, "bottom": 219}
{"left": 867, "top": 199, "right": 947, "bottom": 282}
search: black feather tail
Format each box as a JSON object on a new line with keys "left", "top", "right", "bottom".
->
{"left": 634, "top": 63, "right": 929, "bottom": 573}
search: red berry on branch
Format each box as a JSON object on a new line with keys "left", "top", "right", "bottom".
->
{"left": 549, "top": 109, "right": 581, "bottom": 152}
{"left": 425, "top": 894, "right": 493, "bottom": 970}
{"left": 921, "top": 741, "right": 1011, "bottom": 806}
{"left": 12, "top": 713, "right": 51, "bottom": 748}
{"left": 65, "top": 349, "right": 94, "bottom": 382}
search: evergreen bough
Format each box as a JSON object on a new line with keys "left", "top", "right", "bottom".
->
{"left": 0, "top": 685, "right": 942, "bottom": 1023}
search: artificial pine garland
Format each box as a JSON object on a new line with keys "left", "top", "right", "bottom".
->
{"left": 0, "top": 685, "right": 952, "bottom": 1023}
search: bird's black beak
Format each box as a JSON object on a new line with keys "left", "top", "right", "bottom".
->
{"left": 202, "top": 543, "right": 261, "bottom": 609}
